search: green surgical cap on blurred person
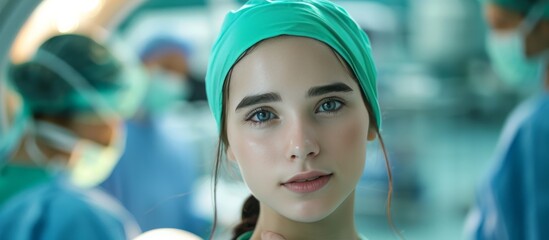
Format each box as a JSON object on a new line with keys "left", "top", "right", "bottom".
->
{"left": 205, "top": 0, "right": 381, "bottom": 131}
{"left": 484, "top": 0, "right": 549, "bottom": 17}
{"left": 9, "top": 34, "right": 124, "bottom": 116}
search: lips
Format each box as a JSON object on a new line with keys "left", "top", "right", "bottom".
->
{"left": 281, "top": 171, "right": 333, "bottom": 193}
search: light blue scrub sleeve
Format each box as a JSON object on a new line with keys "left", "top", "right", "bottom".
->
{"left": 0, "top": 178, "right": 140, "bottom": 240}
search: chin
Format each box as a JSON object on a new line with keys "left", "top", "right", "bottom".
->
{"left": 277, "top": 199, "right": 339, "bottom": 223}
{"left": 284, "top": 213, "right": 329, "bottom": 223}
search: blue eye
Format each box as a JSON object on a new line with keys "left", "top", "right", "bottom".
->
{"left": 248, "top": 109, "right": 276, "bottom": 123}
{"left": 317, "top": 99, "right": 343, "bottom": 113}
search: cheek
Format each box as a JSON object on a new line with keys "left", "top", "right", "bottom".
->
{"left": 228, "top": 131, "right": 284, "bottom": 199}
{"left": 323, "top": 116, "right": 369, "bottom": 156}
{"left": 343, "top": 120, "right": 367, "bottom": 148}
{"left": 228, "top": 129, "right": 282, "bottom": 173}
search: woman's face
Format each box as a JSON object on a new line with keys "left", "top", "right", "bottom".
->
{"left": 225, "top": 36, "right": 375, "bottom": 222}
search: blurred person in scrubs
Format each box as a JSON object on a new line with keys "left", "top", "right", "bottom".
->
{"left": 466, "top": 0, "right": 549, "bottom": 239}
{"left": 100, "top": 35, "right": 210, "bottom": 237}
{"left": 0, "top": 33, "right": 143, "bottom": 239}
{"left": 139, "top": 36, "right": 207, "bottom": 103}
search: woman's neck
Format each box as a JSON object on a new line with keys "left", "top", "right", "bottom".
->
{"left": 250, "top": 191, "right": 360, "bottom": 240}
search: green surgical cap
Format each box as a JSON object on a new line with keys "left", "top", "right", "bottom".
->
{"left": 205, "top": 0, "right": 381, "bottom": 131}
{"left": 485, "top": 0, "right": 549, "bottom": 17}
{"left": 9, "top": 34, "right": 123, "bottom": 116}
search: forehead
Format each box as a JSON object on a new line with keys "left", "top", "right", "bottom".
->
{"left": 484, "top": 3, "right": 525, "bottom": 30}
{"left": 228, "top": 36, "right": 357, "bottom": 98}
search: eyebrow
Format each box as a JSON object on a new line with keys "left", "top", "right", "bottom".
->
{"left": 307, "top": 82, "right": 353, "bottom": 97}
{"left": 235, "top": 92, "right": 281, "bottom": 111}
{"left": 234, "top": 82, "right": 353, "bottom": 111}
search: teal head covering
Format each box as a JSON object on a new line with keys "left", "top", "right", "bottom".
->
{"left": 484, "top": 0, "right": 549, "bottom": 18}
{"left": 206, "top": 0, "right": 381, "bottom": 131}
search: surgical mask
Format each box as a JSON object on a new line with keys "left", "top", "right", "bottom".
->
{"left": 0, "top": 88, "right": 30, "bottom": 164}
{"left": 144, "top": 69, "right": 190, "bottom": 114}
{"left": 486, "top": 5, "right": 548, "bottom": 86}
{"left": 31, "top": 120, "right": 125, "bottom": 188}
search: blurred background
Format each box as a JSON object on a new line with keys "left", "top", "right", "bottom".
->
{"left": 0, "top": 0, "right": 535, "bottom": 239}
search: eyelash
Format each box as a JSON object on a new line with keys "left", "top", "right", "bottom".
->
{"left": 315, "top": 97, "right": 345, "bottom": 114}
{"left": 244, "top": 97, "right": 346, "bottom": 126}
{"left": 245, "top": 107, "right": 278, "bottom": 126}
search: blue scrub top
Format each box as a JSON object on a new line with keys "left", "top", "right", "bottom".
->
{"left": 467, "top": 92, "right": 549, "bottom": 240}
{"left": 100, "top": 115, "right": 210, "bottom": 237}
{"left": 0, "top": 174, "right": 141, "bottom": 240}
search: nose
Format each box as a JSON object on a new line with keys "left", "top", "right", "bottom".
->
{"left": 286, "top": 119, "right": 320, "bottom": 161}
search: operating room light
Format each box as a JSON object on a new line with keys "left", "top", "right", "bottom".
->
{"left": 43, "top": 0, "right": 104, "bottom": 33}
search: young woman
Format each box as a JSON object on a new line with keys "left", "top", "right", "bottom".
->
{"left": 205, "top": 0, "right": 394, "bottom": 239}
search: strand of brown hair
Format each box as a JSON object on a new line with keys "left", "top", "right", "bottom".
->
{"left": 209, "top": 140, "right": 223, "bottom": 240}
{"left": 377, "top": 131, "right": 405, "bottom": 240}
